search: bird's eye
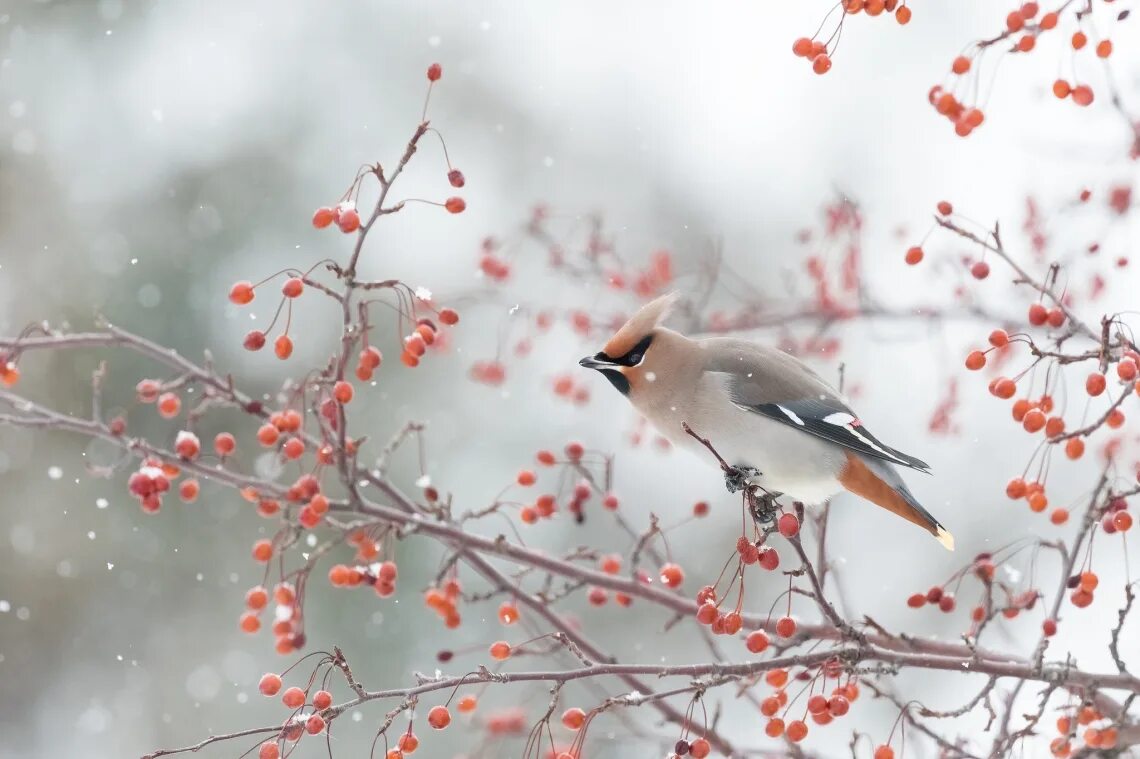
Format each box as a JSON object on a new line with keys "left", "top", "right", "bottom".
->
{"left": 628, "top": 353, "right": 643, "bottom": 365}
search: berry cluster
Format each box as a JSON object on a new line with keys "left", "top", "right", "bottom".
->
{"left": 424, "top": 578, "right": 465, "bottom": 629}
{"left": 1051, "top": 704, "right": 1121, "bottom": 755}
{"left": 791, "top": 0, "right": 911, "bottom": 77}
{"left": 918, "top": 1, "right": 1126, "bottom": 137}
{"left": 758, "top": 661, "right": 861, "bottom": 743}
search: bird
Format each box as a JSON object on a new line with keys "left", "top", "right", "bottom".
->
{"left": 578, "top": 292, "right": 953, "bottom": 550}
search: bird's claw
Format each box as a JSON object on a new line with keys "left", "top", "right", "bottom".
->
{"left": 748, "top": 490, "right": 782, "bottom": 525}
{"left": 723, "top": 465, "right": 761, "bottom": 494}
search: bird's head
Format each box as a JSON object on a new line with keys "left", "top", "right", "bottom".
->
{"left": 579, "top": 292, "right": 680, "bottom": 397}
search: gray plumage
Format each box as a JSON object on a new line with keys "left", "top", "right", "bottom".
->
{"left": 580, "top": 293, "right": 953, "bottom": 549}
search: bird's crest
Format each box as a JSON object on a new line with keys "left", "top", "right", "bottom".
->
{"left": 603, "top": 292, "right": 680, "bottom": 357}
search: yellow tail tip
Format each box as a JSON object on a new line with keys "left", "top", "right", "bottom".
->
{"left": 936, "top": 528, "right": 955, "bottom": 551}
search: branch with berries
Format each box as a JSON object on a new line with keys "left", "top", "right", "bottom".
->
{"left": 3, "top": 63, "right": 1140, "bottom": 759}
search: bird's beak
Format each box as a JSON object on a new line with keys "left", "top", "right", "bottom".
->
{"left": 579, "top": 355, "right": 608, "bottom": 370}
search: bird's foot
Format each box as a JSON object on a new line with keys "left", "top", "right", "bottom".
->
{"left": 747, "top": 490, "right": 782, "bottom": 525}
{"left": 723, "top": 465, "right": 761, "bottom": 494}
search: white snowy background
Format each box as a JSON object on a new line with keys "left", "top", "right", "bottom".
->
{"left": 1, "top": 1, "right": 1138, "bottom": 757}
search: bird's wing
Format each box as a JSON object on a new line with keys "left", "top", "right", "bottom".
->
{"left": 702, "top": 338, "right": 931, "bottom": 472}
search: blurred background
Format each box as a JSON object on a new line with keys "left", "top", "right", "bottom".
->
{"left": 1, "top": 1, "right": 1138, "bottom": 757}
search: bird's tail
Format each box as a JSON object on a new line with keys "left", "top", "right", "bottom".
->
{"left": 838, "top": 453, "right": 954, "bottom": 550}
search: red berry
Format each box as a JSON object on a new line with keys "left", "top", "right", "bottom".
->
{"left": 874, "top": 747, "right": 895, "bottom": 759}
{"left": 282, "top": 277, "right": 303, "bottom": 298}
{"left": 498, "top": 602, "right": 520, "bottom": 624}
{"left": 397, "top": 732, "right": 419, "bottom": 753}
{"left": 971, "top": 261, "right": 990, "bottom": 279}
{"left": 214, "top": 432, "right": 236, "bottom": 456}
{"left": 337, "top": 206, "right": 361, "bottom": 233}
{"left": 905, "top": 245, "right": 924, "bottom": 265}
{"left": 786, "top": 719, "right": 808, "bottom": 742}
{"left": 174, "top": 430, "right": 201, "bottom": 460}
{"left": 1083, "top": 371, "right": 1107, "bottom": 397}
{"left": 1022, "top": 409, "right": 1046, "bottom": 433}
{"left": 259, "top": 742, "right": 280, "bottom": 759}
{"left": 334, "top": 380, "right": 354, "bottom": 404}
{"left": 244, "top": 330, "right": 266, "bottom": 351}
{"left": 447, "top": 169, "right": 465, "bottom": 188}
{"left": 274, "top": 335, "right": 294, "bottom": 360}
{"left": 428, "top": 705, "right": 451, "bottom": 730}
{"left": 696, "top": 603, "right": 719, "bottom": 625}
{"left": 444, "top": 197, "right": 466, "bottom": 214}
{"left": 178, "top": 479, "right": 200, "bottom": 503}
{"left": 777, "top": 513, "right": 800, "bottom": 538}
{"left": 427, "top": 63, "right": 442, "bottom": 81}
{"left": 246, "top": 586, "right": 269, "bottom": 610}
{"left": 312, "top": 690, "right": 333, "bottom": 710}
{"left": 229, "top": 281, "right": 255, "bottom": 305}
{"left": 282, "top": 437, "right": 305, "bottom": 460}
{"left": 305, "top": 714, "right": 325, "bottom": 735}
{"left": 1028, "top": 303, "right": 1048, "bottom": 325}
{"left": 812, "top": 54, "right": 832, "bottom": 75}
{"left": 282, "top": 686, "right": 306, "bottom": 709}
{"left": 439, "top": 307, "right": 460, "bottom": 325}
{"left": 906, "top": 593, "right": 925, "bottom": 608}
{"left": 965, "top": 350, "right": 986, "bottom": 370}
{"left": 659, "top": 563, "right": 684, "bottom": 588}
{"left": 258, "top": 673, "right": 282, "bottom": 696}
{"left": 561, "top": 707, "right": 586, "bottom": 730}
{"left": 312, "top": 207, "right": 335, "bottom": 228}
{"left": 775, "top": 616, "right": 797, "bottom": 638}
{"left": 746, "top": 630, "right": 770, "bottom": 653}
{"left": 257, "top": 424, "right": 280, "bottom": 447}
{"left": 156, "top": 393, "right": 181, "bottom": 419}
{"left": 689, "top": 738, "right": 711, "bottom": 758}
{"left": 1072, "top": 85, "right": 1094, "bottom": 106}
{"left": 252, "top": 539, "right": 273, "bottom": 562}
{"left": 993, "top": 377, "right": 1017, "bottom": 399}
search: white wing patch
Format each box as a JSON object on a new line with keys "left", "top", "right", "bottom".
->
{"left": 777, "top": 405, "right": 806, "bottom": 426}
{"left": 822, "top": 411, "right": 907, "bottom": 464}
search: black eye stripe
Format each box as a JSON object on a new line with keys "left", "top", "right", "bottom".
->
{"left": 596, "top": 334, "right": 654, "bottom": 368}
{"left": 613, "top": 335, "right": 653, "bottom": 366}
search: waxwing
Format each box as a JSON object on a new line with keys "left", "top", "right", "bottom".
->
{"left": 580, "top": 292, "right": 953, "bottom": 549}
